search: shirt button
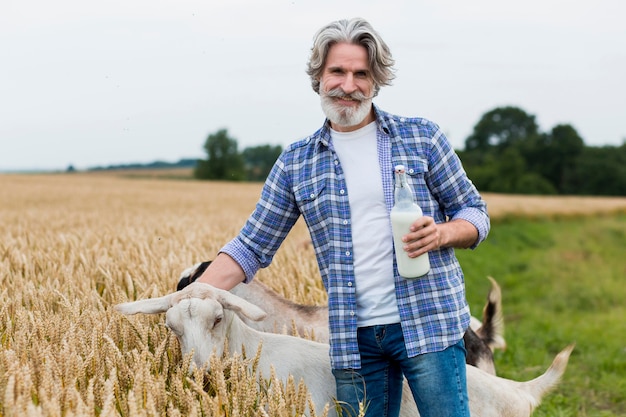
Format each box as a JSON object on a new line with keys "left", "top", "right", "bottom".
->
{"left": 334, "top": 159, "right": 339, "bottom": 165}
{"left": 310, "top": 193, "right": 315, "bottom": 198}
{"left": 350, "top": 311, "right": 355, "bottom": 316}
{"left": 345, "top": 251, "right": 351, "bottom": 256}
{"left": 340, "top": 189, "right": 345, "bottom": 194}
{"left": 348, "top": 282, "right": 353, "bottom": 287}
{"left": 342, "top": 219, "right": 348, "bottom": 225}
{"left": 408, "top": 168, "right": 415, "bottom": 174}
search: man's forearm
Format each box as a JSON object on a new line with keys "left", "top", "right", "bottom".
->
{"left": 439, "top": 219, "right": 479, "bottom": 249}
{"left": 196, "top": 253, "right": 246, "bottom": 290}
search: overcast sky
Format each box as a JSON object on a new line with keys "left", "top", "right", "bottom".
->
{"left": 2, "top": 0, "right": 625, "bottom": 171}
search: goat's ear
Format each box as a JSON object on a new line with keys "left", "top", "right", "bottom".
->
{"left": 215, "top": 288, "right": 267, "bottom": 322}
{"left": 114, "top": 294, "right": 174, "bottom": 315}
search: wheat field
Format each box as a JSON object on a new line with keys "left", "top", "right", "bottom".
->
{"left": 1, "top": 173, "right": 626, "bottom": 416}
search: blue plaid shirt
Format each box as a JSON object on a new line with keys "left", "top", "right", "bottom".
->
{"left": 221, "top": 105, "right": 490, "bottom": 369}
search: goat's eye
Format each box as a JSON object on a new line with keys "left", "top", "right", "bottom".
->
{"left": 214, "top": 315, "right": 223, "bottom": 327}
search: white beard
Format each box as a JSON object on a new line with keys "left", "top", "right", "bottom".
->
{"left": 319, "top": 82, "right": 373, "bottom": 128}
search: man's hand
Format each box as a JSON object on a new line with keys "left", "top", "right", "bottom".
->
{"left": 402, "top": 217, "right": 478, "bottom": 258}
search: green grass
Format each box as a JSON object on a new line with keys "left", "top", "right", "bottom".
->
{"left": 459, "top": 214, "right": 626, "bottom": 416}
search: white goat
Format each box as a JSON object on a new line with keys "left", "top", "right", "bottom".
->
{"left": 178, "top": 261, "right": 505, "bottom": 374}
{"left": 115, "top": 282, "right": 574, "bottom": 417}
{"left": 177, "top": 262, "right": 330, "bottom": 341}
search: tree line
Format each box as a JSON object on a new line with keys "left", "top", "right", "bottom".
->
{"left": 194, "top": 129, "right": 283, "bottom": 182}
{"left": 457, "top": 106, "right": 626, "bottom": 196}
{"left": 196, "top": 107, "right": 626, "bottom": 196}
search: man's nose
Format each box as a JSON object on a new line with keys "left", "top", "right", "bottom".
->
{"left": 341, "top": 74, "right": 357, "bottom": 94}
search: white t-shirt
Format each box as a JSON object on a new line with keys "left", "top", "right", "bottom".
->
{"left": 330, "top": 122, "right": 400, "bottom": 327}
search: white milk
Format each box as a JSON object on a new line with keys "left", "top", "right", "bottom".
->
{"left": 390, "top": 210, "right": 430, "bottom": 278}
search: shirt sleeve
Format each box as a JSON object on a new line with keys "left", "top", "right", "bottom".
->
{"left": 426, "top": 126, "right": 490, "bottom": 248}
{"left": 219, "top": 153, "right": 301, "bottom": 282}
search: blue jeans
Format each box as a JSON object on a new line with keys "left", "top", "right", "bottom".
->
{"left": 332, "top": 323, "right": 470, "bottom": 417}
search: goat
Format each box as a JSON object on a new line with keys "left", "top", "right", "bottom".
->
{"left": 115, "top": 282, "right": 574, "bottom": 417}
{"left": 177, "top": 261, "right": 505, "bottom": 374}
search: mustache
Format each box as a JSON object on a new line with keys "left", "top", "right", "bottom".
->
{"left": 324, "top": 88, "right": 374, "bottom": 101}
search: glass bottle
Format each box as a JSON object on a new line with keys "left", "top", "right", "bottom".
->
{"left": 390, "top": 164, "right": 430, "bottom": 278}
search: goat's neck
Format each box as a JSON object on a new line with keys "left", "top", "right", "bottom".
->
{"left": 223, "top": 310, "right": 269, "bottom": 357}
{"left": 222, "top": 309, "right": 304, "bottom": 378}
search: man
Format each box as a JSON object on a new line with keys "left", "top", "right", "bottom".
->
{"left": 194, "top": 18, "right": 489, "bottom": 417}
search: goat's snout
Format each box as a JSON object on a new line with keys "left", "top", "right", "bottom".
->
{"left": 165, "top": 297, "right": 230, "bottom": 372}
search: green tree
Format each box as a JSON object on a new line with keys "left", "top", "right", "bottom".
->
{"left": 467, "top": 147, "right": 556, "bottom": 194}
{"left": 465, "top": 106, "right": 540, "bottom": 154}
{"left": 242, "top": 144, "right": 283, "bottom": 181}
{"left": 531, "top": 124, "right": 585, "bottom": 193}
{"left": 460, "top": 106, "right": 626, "bottom": 196}
{"left": 461, "top": 106, "right": 560, "bottom": 194}
{"left": 194, "top": 129, "right": 245, "bottom": 181}
{"left": 570, "top": 145, "right": 626, "bottom": 195}
{"left": 487, "top": 147, "right": 526, "bottom": 193}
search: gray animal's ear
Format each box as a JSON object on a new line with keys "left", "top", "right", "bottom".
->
{"left": 177, "top": 261, "right": 212, "bottom": 291}
{"left": 114, "top": 293, "right": 174, "bottom": 315}
{"left": 215, "top": 287, "right": 267, "bottom": 322}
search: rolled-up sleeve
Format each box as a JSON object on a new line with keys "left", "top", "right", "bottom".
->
{"left": 427, "top": 125, "right": 490, "bottom": 249}
{"left": 219, "top": 238, "right": 263, "bottom": 283}
{"left": 451, "top": 206, "right": 490, "bottom": 249}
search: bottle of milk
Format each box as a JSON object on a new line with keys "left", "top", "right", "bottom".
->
{"left": 391, "top": 164, "right": 430, "bottom": 278}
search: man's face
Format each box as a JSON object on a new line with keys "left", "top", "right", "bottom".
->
{"left": 319, "top": 42, "right": 375, "bottom": 132}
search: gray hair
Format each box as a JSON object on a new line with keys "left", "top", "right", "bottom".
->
{"left": 306, "top": 18, "right": 395, "bottom": 97}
